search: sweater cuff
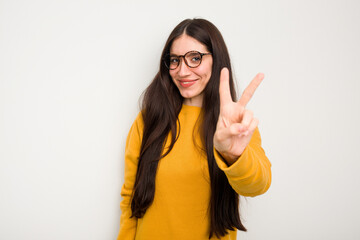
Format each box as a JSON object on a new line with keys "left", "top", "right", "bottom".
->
{"left": 213, "top": 147, "right": 252, "bottom": 177}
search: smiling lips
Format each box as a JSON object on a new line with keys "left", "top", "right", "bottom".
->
{"left": 178, "top": 79, "right": 198, "bottom": 88}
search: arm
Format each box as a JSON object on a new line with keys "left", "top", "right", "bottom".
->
{"left": 214, "top": 127, "right": 271, "bottom": 197}
{"left": 213, "top": 68, "right": 271, "bottom": 196}
{"left": 117, "top": 113, "right": 143, "bottom": 240}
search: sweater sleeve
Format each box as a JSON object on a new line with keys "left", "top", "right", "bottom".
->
{"left": 213, "top": 127, "right": 272, "bottom": 197}
{"left": 117, "top": 113, "right": 143, "bottom": 240}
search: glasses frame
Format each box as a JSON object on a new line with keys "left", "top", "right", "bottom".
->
{"left": 163, "top": 50, "right": 212, "bottom": 70}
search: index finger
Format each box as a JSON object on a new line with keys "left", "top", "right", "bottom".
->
{"left": 219, "top": 67, "right": 233, "bottom": 106}
{"left": 238, "top": 73, "right": 264, "bottom": 107}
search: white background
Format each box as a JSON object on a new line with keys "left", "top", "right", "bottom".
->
{"left": 1, "top": 0, "right": 360, "bottom": 239}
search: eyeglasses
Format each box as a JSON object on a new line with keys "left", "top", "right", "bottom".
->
{"left": 163, "top": 51, "right": 212, "bottom": 70}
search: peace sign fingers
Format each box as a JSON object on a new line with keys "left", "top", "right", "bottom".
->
{"left": 238, "top": 73, "right": 264, "bottom": 107}
{"left": 214, "top": 69, "right": 265, "bottom": 165}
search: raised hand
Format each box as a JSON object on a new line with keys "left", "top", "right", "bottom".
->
{"left": 213, "top": 68, "right": 264, "bottom": 165}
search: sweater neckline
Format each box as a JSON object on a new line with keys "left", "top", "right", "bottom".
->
{"left": 181, "top": 104, "right": 202, "bottom": 115}
{"left": 181, "top": 104, "right": 202, "bottom": 114}
{"left": 182, "top": 104, "right": 202, "bottom": 109}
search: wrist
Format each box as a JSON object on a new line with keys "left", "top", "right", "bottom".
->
{"left": 217, "top": 151, "right": 239, "bottom": 166}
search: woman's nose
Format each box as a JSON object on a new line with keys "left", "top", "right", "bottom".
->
{"left": 178, "top": 58, "right": 190, "bottom": 76}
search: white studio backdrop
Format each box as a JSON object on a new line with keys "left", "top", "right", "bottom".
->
{"left": 1, "top": 0, "right": 359, "bottom": 239}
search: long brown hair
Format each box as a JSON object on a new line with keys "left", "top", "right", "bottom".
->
{"left": 130, "top": 18, "right": 246, "bottom": 238}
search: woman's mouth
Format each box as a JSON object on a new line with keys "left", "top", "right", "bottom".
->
{"left": 178, "top": 79, "right": 197, "bottom": 88}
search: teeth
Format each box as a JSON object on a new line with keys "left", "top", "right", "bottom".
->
{"left": 179, "top": 80, "right": 195, "bottom": 86}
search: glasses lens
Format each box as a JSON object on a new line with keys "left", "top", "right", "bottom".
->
{"left": 185, "top": 52, "right": 202, "bottom": 68}
{"left": 165, "top": 55, "right": 179, "bottom": 70}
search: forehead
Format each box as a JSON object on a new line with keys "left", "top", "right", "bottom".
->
{"left": 170, "top": 34, "right": 208, "bottom": 55}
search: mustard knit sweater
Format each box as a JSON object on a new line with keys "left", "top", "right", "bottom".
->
{"left": 117, "top": 104, "right": 271, "bottom": 240}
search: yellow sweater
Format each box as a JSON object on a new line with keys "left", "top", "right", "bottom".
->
{"left": 117, "top": 105, "right": 271, "bottom": 240}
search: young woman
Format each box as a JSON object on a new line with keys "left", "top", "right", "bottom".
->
{"left": 117, "top": 18, "right": 271, "bottom": 240}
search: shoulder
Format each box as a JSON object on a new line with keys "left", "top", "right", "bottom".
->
{"left": 130, "top": 111, "right": 144, "bottom": 134}
{"left": 126, "top": 111, "right": 144, "bottom": 144}
{"left": 133, "top": 111, "right": 144, "bottom": 128}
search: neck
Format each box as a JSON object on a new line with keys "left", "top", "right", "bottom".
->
{"left": 183, "top": 95, "right": 203, "bottom": 107}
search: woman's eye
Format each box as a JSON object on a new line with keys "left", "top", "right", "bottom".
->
{"left": 191, "top": 57, "right": 201, "bottom": 62}
{"left": 170, "top": 58, "right": 179, "bottom": 63}
{"left": 187, "top": 52, "right": 201, "bottom": 63}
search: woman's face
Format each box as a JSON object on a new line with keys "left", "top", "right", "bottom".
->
{"left": 169, "top": 34, "right": 213, "bottom": 107}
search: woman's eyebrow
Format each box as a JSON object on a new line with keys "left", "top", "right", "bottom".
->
{"left": 169, "top": 50, "right": 198, "bottom": 56}
{"left": 169, "top": 52, "right": 181, "bottom": 56}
